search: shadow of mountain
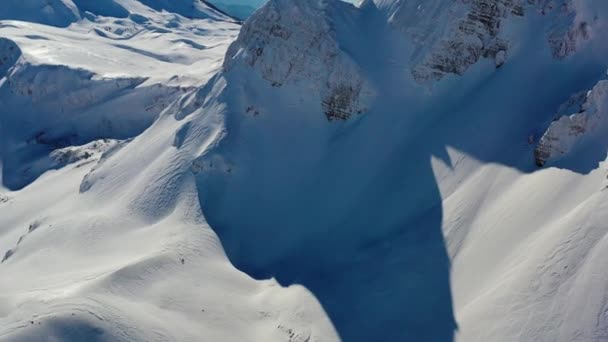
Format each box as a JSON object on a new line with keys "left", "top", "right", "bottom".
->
{"left": 198, "top": 139, "right": 456, "bottom": 341}
{"left": 5, "top": 315, "right": 107, "bottom": 342}
{"left": 194, "top": 2, "right": 608, "bottom": 341}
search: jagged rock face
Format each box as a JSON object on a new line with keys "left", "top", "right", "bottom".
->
{"left": 223, "top": 0, "right": 372, "bottom": 121}
{"left": 414, "top": 0, "right": 524, "bottom": 81}
{"left": 384, "top": 0, "right": 585, "bottom": 82}
{"left": 223, "top": 0, "right": 593, "bottom": 122}
{"left": 222, "top": 0, "right": 594, "bottom": 121}
{"left": 535, "top": 80, "right": 608, "bottom": 166}
{"left": 50, "top": 139, "right": 118, "bottom": 167}
{"left": 547, "top": 1, "right": 598, "bottom": 61}
{"left": 386, "top": 0, "right": 525, "bottom": 82}
{"left": 548, "top": 20, "right": 590, "bottom": 59}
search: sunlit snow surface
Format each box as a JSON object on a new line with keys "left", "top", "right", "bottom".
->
{"left": 1, "top": 1, "right": 336, "bottom": 342}
{"left": 1, "top": 0, "right": 608, "bottom": 342}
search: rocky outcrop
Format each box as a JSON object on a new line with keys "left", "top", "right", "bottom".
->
{"left": 548, "top": 21, "right": 590, "bottom": 59}
{"left": 406, "top": 0, "right": 525, "bottom": 82}
{"left": 321, "top": 83, "right": 368, "bottom": 121}
{"left": 50, "top": 139, "right": 118, "bottom": 167}
{"left": 223, "top": 0, "right": 373, "bottom": 121}
{"left": 535, "top": 80, "right": 608, "bottom": 166}
{"left": 0, "top": 38, "right": 21, "bottom": 78}
{"left": 385, "top": 0, "right": 586, "bottom": 82}
{"left": 545, "top": 0, "right": 592, "bottom": 59}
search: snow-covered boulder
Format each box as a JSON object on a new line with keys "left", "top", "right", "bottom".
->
{"left": 223, "top": 0, "right": 373, "bottom": 121}
{"left": 535, "top": 80, "right": 608, "bottom": 166}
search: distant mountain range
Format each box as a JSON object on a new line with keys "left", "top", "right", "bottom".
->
{"left": 205, "top": 0, "right": 260, "bottom": 20}
{"left": 211, "top": 2, "right": 257, "bottom": 20}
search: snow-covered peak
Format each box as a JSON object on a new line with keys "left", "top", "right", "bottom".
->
{"left": 223, "top": 0, "right": 332, "bottom": 80}
{"left": 224, "top": 0, "right": 373, "bottom": 121}
{"left": 224, "top": 0, "right": 594, "bottom": 95}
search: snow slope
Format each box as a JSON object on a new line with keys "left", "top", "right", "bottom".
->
{"left": 1, "top": 0, "right": 608, "bottom": 341}
{"left": 1, "top": 2, "right": 337, "bottom": 342}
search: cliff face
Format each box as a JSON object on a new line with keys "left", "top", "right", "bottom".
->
{"left": 409, "top": 0, "right": 524, "bottom": 82}
{"left": 535, "top": 80, "right": 608, "bottom": 167}
{"left": 384, "top": 0, "right": 584, "bottom": 82}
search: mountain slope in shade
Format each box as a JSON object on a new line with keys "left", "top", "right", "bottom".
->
{"left": 192, "top": 0, "right": 608, "bottom": 340}
{"left": 1, "top": 0, "right": 608, "bottom": 341}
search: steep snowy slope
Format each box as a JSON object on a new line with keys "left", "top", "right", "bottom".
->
{"left": 1, "top": 2, "right": 336, "bottom": 342}
{"left": 188, "top": 0, "right": 608, "bottom": 341}
{"left": 1, "top": 0, "right": 608, "bottom": 341}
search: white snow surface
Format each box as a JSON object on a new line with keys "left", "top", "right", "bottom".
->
{"left": 1, "top": 0, "right": 608, "bottom": 341}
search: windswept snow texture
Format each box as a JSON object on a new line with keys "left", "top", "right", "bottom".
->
{"left": 2, "top": 0, "right": 608, "bottom": 342}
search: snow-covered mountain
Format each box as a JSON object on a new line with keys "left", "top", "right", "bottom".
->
{"left": 1, "top": 0, "right": 608, "bottom": 341}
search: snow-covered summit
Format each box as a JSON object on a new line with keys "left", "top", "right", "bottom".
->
{"left": 224, "top": 0, "right": 373, "bottom": 121}
{"left": 226, "top": 0, "right": 593, "bottom": 95}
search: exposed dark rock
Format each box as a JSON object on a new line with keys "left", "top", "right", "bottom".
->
{"left": 535, "top": 80, "right": 608, "bottom": 166}
{"left": 224, "top": 0, "right": 373, "bottom": 122}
